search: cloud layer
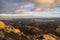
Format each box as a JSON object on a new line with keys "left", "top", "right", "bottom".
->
{"left": 0, "top": 0, "right": 60, "bottom": 18}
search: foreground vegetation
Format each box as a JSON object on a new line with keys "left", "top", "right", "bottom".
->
{"left": 0, "top": 19, "right": 60, "bottom": 40}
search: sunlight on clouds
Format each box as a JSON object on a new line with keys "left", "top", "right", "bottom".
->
{"left": 32, "top": 7, "right": 53, "bottom": 12}
{"left": 30, "top": 0, "right": 56, "bottom": 12}
{"left": 45, "top": 7, "right": 53, "bottom": 11}
{"left": 31, "top": 0, "right": 55, "bottom": 4}
{"left": 56, "top": 0, "right": 60, "bottom": 6}
{"left": 32, "top": 7, "right": 43, "bottom": 12}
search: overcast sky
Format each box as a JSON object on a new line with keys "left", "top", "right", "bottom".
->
{"left": 0, "top": 0, "right": 60, "bottom": 18}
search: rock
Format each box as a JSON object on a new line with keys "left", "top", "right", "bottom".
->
{"left": 43, "top": 34, "right": 56, "bottom": 40}
{"left": 0, "top": 21, "right": 6, "bottom": 29}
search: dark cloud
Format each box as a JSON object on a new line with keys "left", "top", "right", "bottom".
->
{"left": 0, "top": 0, "right": 33, "bottom": 14}
{"left": 0, "top": 0, "right": 22, "bottom": 13}
{"left": 1, "top": 0, "right": 29, "bottom": 3}
{"left": 0, "top": 0, "right": 5, "bottom": 13}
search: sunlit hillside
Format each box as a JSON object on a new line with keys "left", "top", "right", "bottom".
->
{"left": 0, "top": 19, "right": 60, "bottom": 40}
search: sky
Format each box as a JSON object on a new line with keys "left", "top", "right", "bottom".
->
{"left": 0, "top": 0, "right": 60, "bottom": 18}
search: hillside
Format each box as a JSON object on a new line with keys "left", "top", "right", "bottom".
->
{"left": 0, "top": 19, "right": 60, "bottom": 40}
